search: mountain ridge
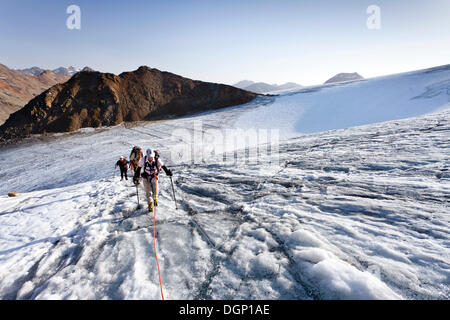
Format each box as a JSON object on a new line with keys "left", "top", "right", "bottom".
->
{"left": 0, "top": 66, "right": 257, "bottom": 142}
{"left": 233, "top": 80, "right": 302, "bottom": 93}
{"left": 16, "top": 66, "right": 81, "bottom": 76}
{"left": 0, "top": 63, "right": 70, "bottom": 125}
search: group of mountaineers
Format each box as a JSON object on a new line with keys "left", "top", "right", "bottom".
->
{"left": 115, "top": 146, "right": 173, "bottom": 212}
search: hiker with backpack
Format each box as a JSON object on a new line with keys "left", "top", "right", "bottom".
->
{"left": 115, "top": 156, "right": 130, "bottom": 181}
{"left": 129, "top": 146, "right": 143, "bottom": 173}
{"left": 133, "top": 148, "right": 173, "bottom": 211}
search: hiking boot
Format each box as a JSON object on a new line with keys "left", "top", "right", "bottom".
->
{"left": 148, "top": 202, "right": 154, "bottom": 212}
{"left": 120, "top": 178, "right": 124, "bottom": 181}
{"left": 154, "top": 199, "right": 158, "bottom": 207}
{"left": 125, "top": 177, "right": 128, "bottom": 180}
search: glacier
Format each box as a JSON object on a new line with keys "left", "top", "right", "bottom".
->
{"left": 0, "top": 65, "right": 449, "bottom": 300}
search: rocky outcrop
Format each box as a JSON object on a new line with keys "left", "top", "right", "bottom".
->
{"left": 0, "top": 66, "right": 258, "bottom": 141}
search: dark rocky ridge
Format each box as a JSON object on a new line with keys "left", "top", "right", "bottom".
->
{"left": 0, "top": 66, "right": 258, "bottom": 141}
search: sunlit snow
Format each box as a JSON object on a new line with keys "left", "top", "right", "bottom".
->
{"left": 0, "top": 65, "right": 449, "bottom": 299}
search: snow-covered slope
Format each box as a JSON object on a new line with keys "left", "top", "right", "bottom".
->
{"left": 0, "top": 65, "right": 449, "bottom": 300}
{"left": 0, "top": 112, "right": 449, "bottom": 299}
{"left": 235, "top": 65, "right": 450, "bottom": 138}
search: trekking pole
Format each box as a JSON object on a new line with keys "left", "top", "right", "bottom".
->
{"left": 136, "top": 183, "right": 140, "bottom": 207}
{"left": 169, "top": 176, "right": 178, "bottom": 210}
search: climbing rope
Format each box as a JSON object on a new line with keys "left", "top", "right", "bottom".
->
{"left": 153, "top": 203, "right": 165, "bottom": 300}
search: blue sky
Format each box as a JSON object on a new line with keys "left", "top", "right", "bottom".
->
{"left": 0, "top": 0, "right": 449, "bottom": 85}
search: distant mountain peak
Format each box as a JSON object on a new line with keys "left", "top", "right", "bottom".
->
{"left": 15, "top": 66, "right": 46, "bottom": 76}
{"left": 15, "top": 66, "right": 81, "bottom": 77}
{"left": 233, "top": 80, "right": 255, "bottom": 88}
{"left": 233, "top": 80, "right": 303, "bottom": 93}
{"left": 324, "top": 72, "right": 364, "bottom": 84}
{"left": 52, "top": 66, "right": 80, "bottom": 76}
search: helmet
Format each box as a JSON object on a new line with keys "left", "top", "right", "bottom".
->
{"left": 146, "top": 148, "right": 154, "bottom": 158}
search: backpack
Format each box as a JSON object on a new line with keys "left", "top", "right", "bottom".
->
{"left": 119, "top": 158, "right": 129, "bottom": 169}
{"left": 154, "top": 150, "right": 160, "bottom": 162}
{"left": 130, "top": 146, "right": 143, "bottom": 161}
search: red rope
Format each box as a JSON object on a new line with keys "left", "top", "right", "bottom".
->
{"left": 153, "top": 206, "right": 165, "bottom": 300}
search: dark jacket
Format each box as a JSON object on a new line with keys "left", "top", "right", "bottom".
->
{"left": 116, "top": 159, "right": 129, "bottom": 171}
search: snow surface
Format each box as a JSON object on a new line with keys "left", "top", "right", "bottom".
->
{"left": 0, "top": 65, "right": 449, "bottom": 300}
{"left": 235, "top": 65, "right": 450, "bottom": 138}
